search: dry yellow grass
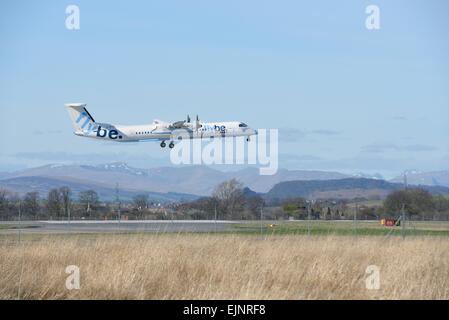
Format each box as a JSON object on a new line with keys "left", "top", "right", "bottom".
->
{"left": 1, "top": 234, "right": 448, "bottom": 299}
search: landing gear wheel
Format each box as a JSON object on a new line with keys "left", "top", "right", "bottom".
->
{"left": 169, "top": 142, "right": 175, "bottom": 148}
{"left": 246, "top": 137, "right": 250, "bottom": 142}
{"left": 160, "top": 141, "right": 166, "bottom": 148}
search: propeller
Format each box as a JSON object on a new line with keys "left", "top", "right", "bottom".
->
{"left": 195, "top": 115, "right": 200, "bottom": 130}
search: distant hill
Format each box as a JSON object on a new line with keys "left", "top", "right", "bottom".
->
{"left": 390, "top": 170, "right": 449, "bottom": 188}
{"left": 0, "top": 163, "right": 351, "bottom": 196}
{"left": 0, "top": 172, "right": 10, "bottom": 180}
{"left": 0, "top": 176, "right": 198, "bottom": 203}
{"left": 227, "top": 167, "right": 350, "bottom": 192}
{"left": 265, "top": 178, "right": 449, "bottom": 200}
{"left": 6, "top": 163, "right": 223, "bottom": 196}
{"left": 2, "top": 163, "right": 448, "bottom": 202}
{"left": 242, "top": 187, "right": 262, "bottom": 198}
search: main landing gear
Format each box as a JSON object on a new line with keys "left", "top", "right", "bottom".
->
{"left": 160, "top": 141, "right": 175, "bottom": 148}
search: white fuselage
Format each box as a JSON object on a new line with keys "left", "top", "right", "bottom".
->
{"left": 76, "top": 120, "right": 257, "bottom": 142}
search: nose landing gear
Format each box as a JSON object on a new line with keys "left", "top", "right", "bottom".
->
{"left": 169, "top": 141, "right": 175, "bottom": 148}
{"left": 160, "top": 141, "right": 166, "bottom": 148}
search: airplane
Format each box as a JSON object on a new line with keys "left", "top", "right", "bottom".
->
{"left": 65, "top": 103, "right": 258, "bottom": 148}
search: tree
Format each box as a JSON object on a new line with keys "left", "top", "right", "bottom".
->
{"left": 23, "top": 192, "right": 40, "bottom": 219}
{"left": 47, "top": 188, "right": 62, "bottom": 218}
{"left": 245, "top": 195, "right": 265, "bottom": 218}
{"left": 79, "top": 190, "right": 99, "bottom": 215}
{"left": 8, "top": 193, "right": 22, "bottom": 221}
{"left": 0, "top": 189, "right": 10, "bottom": 219}
{"left": 433, "top": 195, "right": 449, "bottom": 220}
{"left": 384, "top": 188, "right": 435, "bottom": 218}
{"left": 281, "top": 197, "right": 307, "bottom": 219}
{"left": 59, "top": 187, "right": 72, "bottom": 220}
{"left": 212, "top": 179, "right": 245, "bottom": 219}
{"left": 133, "top": 194, "right": 150, "bottom": 211}
{"left": 325, "top": 207, "right": 331, "bottom": 220}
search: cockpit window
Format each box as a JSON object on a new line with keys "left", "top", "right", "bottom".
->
{"left": 239, "top": 123, "right": 248, "bottom": 127}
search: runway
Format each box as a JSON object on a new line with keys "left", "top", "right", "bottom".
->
{"left": 0, "top": 220, "right": 240, "bottom": 234}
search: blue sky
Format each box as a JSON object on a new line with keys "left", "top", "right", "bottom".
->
{"left": 0, "top": 0, "right": 448, "bottom": 177}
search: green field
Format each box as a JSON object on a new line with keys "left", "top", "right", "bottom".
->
{"left": 2, "top": 220, "right": 449, "bottom": 238}
{"left": 232, "top": 220, "right": 449, "bottom": 236}
{"left": 346, "top": 199, "right": 383, "bottom": 207}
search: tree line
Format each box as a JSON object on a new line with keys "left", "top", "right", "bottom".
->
{"left": 278, "top": 188, "right": 449, "bottom": 221}
{"left": 1, "top": 181, "right": 449, "bottom": 221}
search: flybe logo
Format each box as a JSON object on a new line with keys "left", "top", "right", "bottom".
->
{"left": 95, "top": 126, "right": 122, "bottom": 139}
{"left": 201, "top": 124, "right": 226, "bottom": 133}
{"left": 76, "top": 111, "right": 122, "bottom": 139}
{"left": 76, "top": 111, "right": 95, "bottom": 132}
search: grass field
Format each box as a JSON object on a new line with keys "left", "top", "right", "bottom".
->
{"left": 232, "top": 220, "right": 449, "bottom": 236}
{"left": 1, "top": 231, "right": 449, "bottom": 299}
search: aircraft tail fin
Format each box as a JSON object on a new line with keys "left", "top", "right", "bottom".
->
{"left": 65, "top": 103, "right": 96, "bottom": 133}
